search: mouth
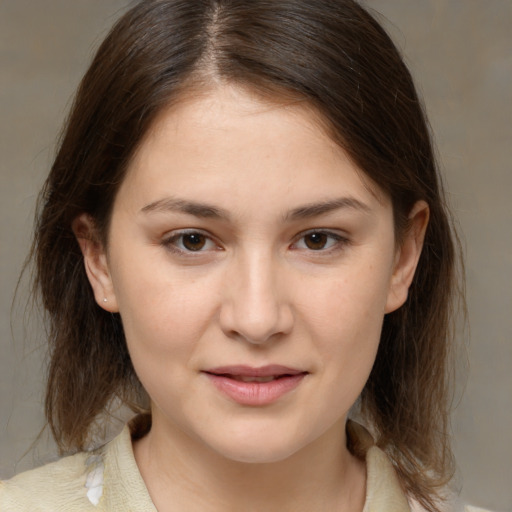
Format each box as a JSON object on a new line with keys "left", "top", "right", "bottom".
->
{"left": 223, "top": 375, "right": 284, "bottom": 383}
{"left": 204, "top": 364, "right": 307, "bottom": 381}
{"left": 202, "top": 365, "right": 308, "bottom": 405}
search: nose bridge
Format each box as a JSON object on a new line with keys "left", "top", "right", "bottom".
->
{"left": 220, "top": 245, "right": 292, "bottom": 344}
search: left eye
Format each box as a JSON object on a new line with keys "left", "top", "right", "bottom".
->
{"left": 293, "top": 231, "right": 345, "bottom": 251}
{"left": 164, "top": 231, "right": 217, "bottom": 252}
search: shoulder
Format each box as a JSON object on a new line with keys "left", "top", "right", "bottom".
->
{"left": 409, "top": 494, "right": 497, "bottom": 512}
{"left": 463, "top": 507, "right": 499, "bottom": 512}
{"left": 0, "top": 450, "right": 100, "bottom": 511}
{"left": 347, "top": 421, "right": 496, "bottom": 512}
{"left": 0, "top": 420, "right": 154, "bottom": 512}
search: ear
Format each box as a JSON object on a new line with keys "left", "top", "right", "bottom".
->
{"left": 72, "top": 213, "right": 119, "bottom": 313}
{"left": 385, "top": 201, "right": 429, "bottom": 314}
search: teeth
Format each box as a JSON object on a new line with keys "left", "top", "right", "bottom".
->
{"left": 231, "top": 375, "right": 277, "bottom": 383}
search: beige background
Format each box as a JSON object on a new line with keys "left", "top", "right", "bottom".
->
{"left": 1, "top": 1, "right": 511, "bottom": 510}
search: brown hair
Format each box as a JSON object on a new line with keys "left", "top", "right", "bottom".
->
{"left": 30, "top": 1, "right": 462, "bottom": 510}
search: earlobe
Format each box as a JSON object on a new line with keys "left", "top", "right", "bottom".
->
{"left": 385, "top": 201, "right": 429, "bottom": 314}
{"left": 72, "top": 213, "right": 119, "bottom": 313}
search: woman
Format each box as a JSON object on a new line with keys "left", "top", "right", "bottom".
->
{"left": 0, "top": 0, "right": 480, "bottom": 510}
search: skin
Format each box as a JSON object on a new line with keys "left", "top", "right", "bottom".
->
{"left": 75, "top": 85, "right": 428, "bottom": 511}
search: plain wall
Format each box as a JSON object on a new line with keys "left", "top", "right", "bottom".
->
{"left": 1, "top": 1, "right": 511, "bottom": 510}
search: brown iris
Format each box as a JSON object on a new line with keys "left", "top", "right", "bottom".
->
{"left": 182, "top": 233, "right": 207, "bottom": 251}
{"left": 304, "top": 232, "right": 328, "bottom": 250}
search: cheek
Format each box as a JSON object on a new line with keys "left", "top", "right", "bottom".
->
{"left": 304, "top": 261, "right": 391, "bottom": 336}
{"left": 302, "top": 264, "right": 390, "bottom": 392}
{"left": 112, "top": 264, "right": 215, "bottom": 413}
{"left": 109, "top": 250, "right": 216, "bottom": 364}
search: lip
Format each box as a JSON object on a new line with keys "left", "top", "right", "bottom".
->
{"left": 203, "top": 365, "right": 308, "bottom": 406}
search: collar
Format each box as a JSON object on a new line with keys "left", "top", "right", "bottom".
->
{"left": 346, "top": 421, "right": 411, "bottom": 512}
{"left": 97, "top": 417, "right": 411, "bottom": 511}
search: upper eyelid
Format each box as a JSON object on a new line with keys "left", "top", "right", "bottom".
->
{"left": 162, "top": 227, "right": 346, "bottom": 238}
{"left": 163, "top": 228, "right": 214, "bottom": 240}
{"left": 293, "top": 228, "right": 348, "bottom": 240}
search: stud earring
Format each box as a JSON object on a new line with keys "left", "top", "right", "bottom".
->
{"left": 103, "top": 298, "right": 108, "bottom": 303}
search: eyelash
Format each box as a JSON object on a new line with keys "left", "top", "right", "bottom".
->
{"left": 291, "top": 229, "right": 349, "bottom": 253}
{"left": 161, "top": 229, "right": 350, "bottom": 256}
{"left": 161, "top": 229, "right": 220, "bottom": 255}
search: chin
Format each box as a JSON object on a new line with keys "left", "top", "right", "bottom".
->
{"left": 214, "top": 439, "right": 301, "bottom": 464}
{"left": 201, "top": 421, "right": 313, "bottom": 464}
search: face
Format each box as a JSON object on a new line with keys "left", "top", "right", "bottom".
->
{"left": 78, "top": 85, "right": 426, "bottom": 464}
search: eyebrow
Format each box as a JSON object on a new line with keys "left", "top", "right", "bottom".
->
{"left": 285, "top": 197, "right": 371, "bottom": 221}
{"left": 140, "top": 197, "right": 231, "bottom": 219}
{"left": 140, "top": 196, "right": 371, "bottom": 221}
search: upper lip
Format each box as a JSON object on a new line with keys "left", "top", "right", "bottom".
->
{"left": 204, "top": 365, "right": 306, "bottom": 377}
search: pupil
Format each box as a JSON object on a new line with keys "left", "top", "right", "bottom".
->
{"left": 305, "top": 233, "right": 327, "bottom": 250}
{"left": 183, "top": 233, "right": 205, "bottom": 251}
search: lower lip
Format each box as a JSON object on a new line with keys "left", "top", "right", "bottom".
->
{"left": 205, "top": 373, "right": 307, "bottom": 406}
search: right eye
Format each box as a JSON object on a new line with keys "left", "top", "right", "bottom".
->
{"left": 162, "top": 230, "right": 218, "bottom": 254}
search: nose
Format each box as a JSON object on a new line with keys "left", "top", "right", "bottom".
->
{"left": 219, "top": 250, "right": 294, "bottom": 345}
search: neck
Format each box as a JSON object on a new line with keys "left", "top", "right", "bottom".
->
{"left": 133, "top": 413, "right": 366, "bottom": 512}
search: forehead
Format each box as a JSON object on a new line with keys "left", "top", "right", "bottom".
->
{"left": 119, "top": 84, "right": 387, "bottom": 215}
